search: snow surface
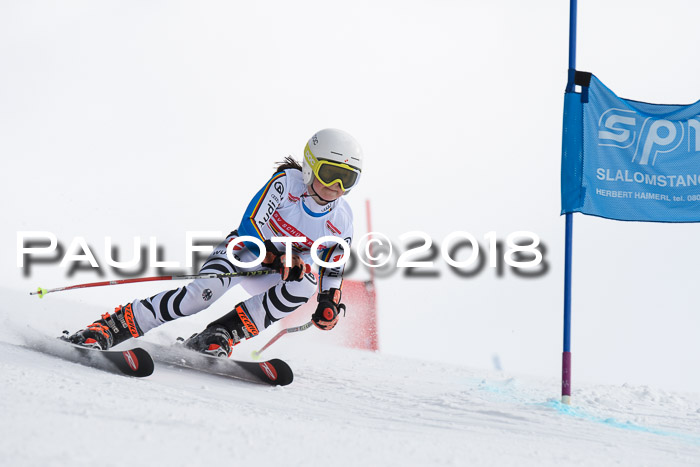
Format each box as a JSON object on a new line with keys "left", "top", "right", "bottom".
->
{"left": 2, "top": 292, "right": 699, "bottom": 467}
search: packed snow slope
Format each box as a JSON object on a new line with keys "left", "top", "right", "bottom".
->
{"left": 2, "top": 291, "right": 700, "bottom": 467}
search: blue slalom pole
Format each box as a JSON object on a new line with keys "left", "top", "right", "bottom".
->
{"left": 566, "top": 0, "right": 577, "bottom": 92}
{"left": 562, "top": 0, "right": 577, "bottom": 405}
{"left": 562, "top": 213, "right": 573, "bottom": 404}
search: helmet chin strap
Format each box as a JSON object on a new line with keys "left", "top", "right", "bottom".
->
{"left": 307, "top": 182, "right": 334, "bottom": 204}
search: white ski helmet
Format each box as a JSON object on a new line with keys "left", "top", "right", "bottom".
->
{"left": 303, "top": 128, "right": 363, "bottom": 193}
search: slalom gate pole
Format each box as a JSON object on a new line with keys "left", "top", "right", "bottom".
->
{"left": 562, "top": 0, "right": 578, "bottom": 405}
{"left": 251, "top": 321, "right": 313, "bottom": 359}
{"left": 30, "top": 269, "right": 278, "bottom": 299}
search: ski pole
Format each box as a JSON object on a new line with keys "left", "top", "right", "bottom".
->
{"left": 251, "top": 321, "right": 313, "bottom": 359}
{"left": 30, "top": 269, "right": 278, "bottom": 299}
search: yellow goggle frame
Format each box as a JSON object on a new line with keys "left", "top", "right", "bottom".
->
{"left": 305, "top": 147, "right": 361, "bottom": 191}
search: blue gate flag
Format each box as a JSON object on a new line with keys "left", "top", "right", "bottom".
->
{"left": 561, "top": 72, "right": 700, "bottom": 222}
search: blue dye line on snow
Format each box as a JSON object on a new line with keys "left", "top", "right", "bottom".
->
{"left": 474, "top": 379, "right": 700, "bottom": 445}
{"left": 541, "top": 400, "right": 700, "bottom": 445}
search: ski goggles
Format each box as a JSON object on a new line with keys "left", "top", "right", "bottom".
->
{"left": 313, "top": 159, "right": 361, "bottom": 191}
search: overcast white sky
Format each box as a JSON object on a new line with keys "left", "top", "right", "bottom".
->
{"left": 1, "top": 0, "right": 699, "bottom": 392}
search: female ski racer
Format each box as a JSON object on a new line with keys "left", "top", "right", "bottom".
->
{"left": 65, "top": 128, "right": 363, "bottom": 357}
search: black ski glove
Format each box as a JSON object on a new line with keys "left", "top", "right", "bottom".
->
{"left": 261, "top": 240, "right": 309, "bottom": 281}
{"left": 312, "top": 288, "right": 346, "bottom": 331}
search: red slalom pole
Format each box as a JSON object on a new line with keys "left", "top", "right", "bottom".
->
{"left": 30, "top": 269, "right": 277, "bottom": 299}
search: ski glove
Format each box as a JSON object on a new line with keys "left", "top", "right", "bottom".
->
{"left": 261, "top": 240, "right": 310, "bottom": 282}
{"left": 312, "top": 288, "right": 345, "bottom": 331}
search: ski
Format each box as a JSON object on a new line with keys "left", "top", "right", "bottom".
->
{"left": 27, "top": 337, "right": 154, "bottom": 377}
{"left": 146, "top": 342, "right": 294, "bottom": 386}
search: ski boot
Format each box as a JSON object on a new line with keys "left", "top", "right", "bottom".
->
{"left": 184, "top": 302, "right": 259, "bottom": 357}
{"left": 64, "top": 303, "right": 144, "bottom": 350}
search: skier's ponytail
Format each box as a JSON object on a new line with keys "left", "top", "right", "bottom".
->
{"left": 273, "top": 156, "right": 302, "bottom": 176}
